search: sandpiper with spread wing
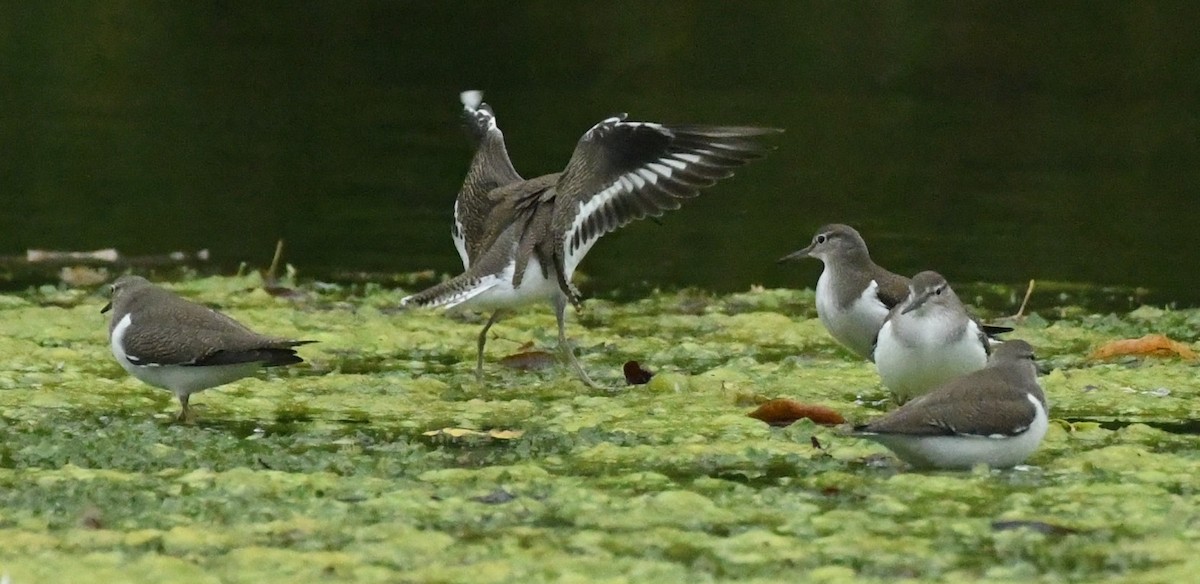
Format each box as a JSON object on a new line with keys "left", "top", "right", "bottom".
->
{"left": 402, "top": 91, "right": 780, "bottom": 387}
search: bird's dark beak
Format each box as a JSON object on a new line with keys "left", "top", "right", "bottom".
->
{"left": 777, "top": 243, "right": 815, "bottom": 264}
{"left": 101, "top": 301, "right": 112, "bottom": 314}
{"left": 901, "top": 290, "right": 932, "bottom": 315}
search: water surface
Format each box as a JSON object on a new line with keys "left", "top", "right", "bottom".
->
{"left": 3, "top": 2, "right": 1198, "bottom": 305}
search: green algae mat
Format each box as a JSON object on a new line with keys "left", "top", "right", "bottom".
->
{"left": 1, "top": 276, "right": 1198, "bottom": 583}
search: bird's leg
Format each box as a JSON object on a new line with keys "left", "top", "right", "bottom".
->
{"left": 475, "top": 311, "right": 503, "bottom": 382}
{"left": 554, "top": 295, "right": 602, "bottom": 389}
{"left": 176, "top": 394, "right": 194, "bottom": 424}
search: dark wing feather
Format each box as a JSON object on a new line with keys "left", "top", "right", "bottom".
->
{"left": 855, "top": 370, "right": 1038, "bottom": 438}
{"left": 549, "top": 118, "right": 779, "bottom": 282}
{"left": 982, "top": 323, "right": 1014, "bottom": 338}
{"left": 194, "top": 343, "right": 313, "bottom": 368}
{"left": 472, "top": 174, "right": 558, "bottom": 265}
{"left": 121, "top": 287, "right": 313, "bottom": 367}
{"left": 872, "top": 269, "right": 912, "bottom": 310}
{"left": 973, "top": 318, "right": 993, "bottom": 356}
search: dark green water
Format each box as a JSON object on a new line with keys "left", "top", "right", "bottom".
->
{"left": 4, "top": 2, "right": 1199, "bottom": 306}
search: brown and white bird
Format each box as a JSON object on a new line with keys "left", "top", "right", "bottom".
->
{"left": 402, "top": 90, "right": 779, "bottom": 387}
{"left": 102, "top": 275, "right": 314, "bottom": 421}
{"left": 779, "top": 224, "right": 1010, "bottom": 360}
{"left": 873, "top": 271, "right": 993, "bottom": 402}
{"left": 779, "top": 224, "right": 910, "bottom": 359}
{"left": 853, "top": 339, "right": 1048, "bottom": 470}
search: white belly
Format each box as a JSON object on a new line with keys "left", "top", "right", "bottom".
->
{"left": 815, "top": 270, "right": 889, "bottom": 359}
{"left": 866, "top": 394, "right": 1050, "bottom": 469}
{"left": 110, "top": 313, "right": 260, "bottom": 397}
{"left": 874, "top": 317, "right": 987, "bottom": 402}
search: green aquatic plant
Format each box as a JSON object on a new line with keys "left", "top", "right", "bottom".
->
{"left": 0, "top": 276, "right": 1197, "bottom": 583}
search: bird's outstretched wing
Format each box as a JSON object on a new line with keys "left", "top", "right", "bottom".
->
{"left": 453, "top": 91, "right": 524, "bottom": 268}
{"left": 549, "top": 118, "right": 780, "bottom": 282}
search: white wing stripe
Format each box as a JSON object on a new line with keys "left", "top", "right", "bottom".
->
{"left": 452, "top": 200, "right": 470, "bottom": 269}
{"left": 646, "top": 162, "right": 673, "bottom": 178}
{"left": 660, "top": 157, "right": 688, "bottom": 170}
{"left": 562, "top": 179, "right": 624, "bottom": 278}
{"left": 560, "top": 133, "right": 725, "bottom": 279}
{"left": 621, "top": 121, "right": 663, "bottom": 130}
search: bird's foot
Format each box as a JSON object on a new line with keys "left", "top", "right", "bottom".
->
{"left": 560, "top": 341, "right": 620, "bottom": 392}
{"left": 567, "top": 284, "right": 585, "bottom": 312}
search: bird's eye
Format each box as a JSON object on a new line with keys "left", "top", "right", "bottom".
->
{"left": 935, "top": 286, "right": 944, "bottom": 295}
{"left": 816, "top": 235, "right": 827, "bottom": 244}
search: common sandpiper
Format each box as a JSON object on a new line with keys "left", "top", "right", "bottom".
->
{"left": 853, "top": 339, "right": 1048, "bottom": 470}
{"left": 873, "top": 270, "right": 991, "bottom": 403}
{"left": 779, "top": 224, "right": 1010, "bottom": 360}
{"left": 102, "top": 275, "right": 315, "bottom": 421}
{"left": 402, "top": 91, "right": 779, "bottom": 387}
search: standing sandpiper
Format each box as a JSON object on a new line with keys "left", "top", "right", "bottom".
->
{"left": 402, "top": 91, "right": 779, "bottom": 387}
{"left": 779, "top": 224, "right": 1009, "bottom": 360}
{"left": 103, "top": 275, "right": 314, "bottom": 421}
{"left": 778, "top": 224, "right": 909, "bottom": 359}
{"left": 853, "top": 340, "right": 1048, "bottom": 470}
{"left": 873, "top": 271, "right": 990, "bottom": 403}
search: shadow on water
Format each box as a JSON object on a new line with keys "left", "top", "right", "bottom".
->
{"left": 1068, "top": 417, "right": 1200, "bottom": 435}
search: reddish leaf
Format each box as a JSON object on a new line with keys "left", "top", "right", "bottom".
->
{"left": 1090, "top": 334, "right": 1198, "bottom": 361}
{"left": 747, "top": 399, "right": 845, "bottom": 427}
{"left": 623, "top": 361, "right": 655, "bottom": 385}
{"left": 498, "top": 351, "right": 557, "bottom": 371}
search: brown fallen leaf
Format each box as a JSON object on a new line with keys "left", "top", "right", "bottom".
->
{"left": 498, "top": 351, "right": 557, "bottom": 371}
{"left": 1089, "top": 334, "right": 1198, "bottom": 361}
{"left": 747, "top": 398, "right": 846, "bottom": 427}
{"left": 623, "top": 360, "right": 654, "bottom": 385}
{"left": 79, "top": 506, "right": 104, "bottom": 530}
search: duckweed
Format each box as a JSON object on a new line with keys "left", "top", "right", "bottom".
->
{"left": 0, "top": 276, "right": 1197, "bottom": 583}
